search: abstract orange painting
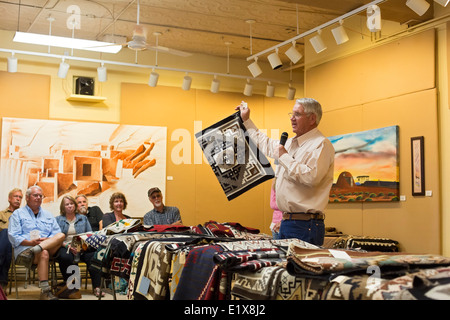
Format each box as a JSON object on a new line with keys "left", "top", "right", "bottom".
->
{"left": 0, "top": 118, "right": 167, "bottom": 217}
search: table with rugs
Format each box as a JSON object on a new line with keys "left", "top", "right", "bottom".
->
{"left": 68, "top": 219, "right": 450, "bottom": 300}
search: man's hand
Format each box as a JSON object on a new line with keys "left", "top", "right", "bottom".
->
{"left": 235, "top": 101, "right": 250, "bottom": 122}
{"left": 276, "top": 145, "right": 287, "bottom": 159}
{"left": 21, "top": 237, "right": 47, "bottom": 247}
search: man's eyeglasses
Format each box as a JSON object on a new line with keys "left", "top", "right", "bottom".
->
{"left": 288, "top": 112, "right": 311, "bottom": 119}
{"left": 31, "top": 194, "right": 44, "bottom": 199}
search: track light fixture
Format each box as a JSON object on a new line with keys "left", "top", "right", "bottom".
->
{"left": 7, "top": 52, "right": 17, "bottom": 73}
{"left": 406, "top": 0, "right": 430, "bottom": 16}
{"left": 211, "top": 75, "right": 220, "bottom": 93}
{"left": 267, "top": 48, "right": 283, "bottom": 70}
{"left": 243, "top": 79, "right": 253, "bottom": 96}
{"left": 247, "top": 57, "right": 262, "bottom": 78}
{"left": 97, "top": 62, "right": 107, "bottom": 82}
{"left": 331, "top": 20, "right": 349, "bottom": 45}
{"left": 148, "top": 69, "right": 159, "bottom": 87}
{"left": 265, "top": 81, "right": 275, "bottom": 98}
{"left": 284, "top": 41, "right": 303, "bottom": 64}
{"left": 246, "top": 1, "right": 385, "bottom": 63}
{"left": 286, "top": 84, "right": 296, "bottom": 100}
{"left": 57, "top": 58, "right": 70, "bottom": 79}
{"left": 309, "top": 30, "right": 327, "bottom": 54}
{"left": 182, "top": 73, "right": 192, "bottom": 90}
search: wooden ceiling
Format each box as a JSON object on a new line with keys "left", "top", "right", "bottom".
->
{"left": 0, "top": 0, "right": 436, "bottom": 62}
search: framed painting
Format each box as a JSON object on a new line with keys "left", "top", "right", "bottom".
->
{"left": 411, "top": 136, "right": 425, "bottom": 196}
{"left": 328, "top": 125, "right": 399, "bottom": 203}
{"left": 0, "top": 118, "right": 167, "bottom": 217}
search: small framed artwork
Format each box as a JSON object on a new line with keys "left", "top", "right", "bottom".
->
{"left": 411, "top": 136, "right": 425, "bottom": 196}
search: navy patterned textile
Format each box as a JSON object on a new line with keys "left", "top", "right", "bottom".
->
{"left": 172, "top": 244, "right": 223, "bottom": 300}
{"left": 195, "top": 112, "right": 274, "bottom": 200}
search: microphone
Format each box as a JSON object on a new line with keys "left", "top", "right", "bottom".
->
{"left": 280, "top": 132, "right": 288, "bottom": 146}
{"left": 274, "top": 132, "right": 288, "bottom": 165}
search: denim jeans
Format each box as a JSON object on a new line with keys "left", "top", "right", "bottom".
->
{"left": 279, "top": 218, "right": 325, "bottom": 246}
{"left": 272, "top": 231, "right": 281, "bottom": 240}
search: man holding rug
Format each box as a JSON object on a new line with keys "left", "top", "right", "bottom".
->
{"left": 236, "top": 98, "right": 335, "bottom": 246}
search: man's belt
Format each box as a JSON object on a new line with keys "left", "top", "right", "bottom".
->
{"left": 282, "top": 212, "right": 325, "bottom": 221}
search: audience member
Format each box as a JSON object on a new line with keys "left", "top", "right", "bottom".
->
{"left": 75, "top": 194, "right": 104, "bottom": 231}
{"left": 55, "top": 195, "right": 103, "bottom": 297}
{"left": 102, "top": 192, "right": 130, "bottom": 228}
{"left": 0, "top": 188, "right": 23, "bottom": 289}
{"left": 8, "top": 186, "right": 65, "bottom": 300}
{"left": 269, "top": 179, "right": 282, "bottom": 240}
{"left": 143, "top": 187, "right": 182, "bottom": 226}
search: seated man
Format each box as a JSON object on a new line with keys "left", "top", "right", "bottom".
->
{"left": 143, "top": 187, "right": 182, "bottom": 226}
{"left": 8, "top": 186, "right": 65, "bottom": 300}
{"left": 75, "top": 194, "right": 104, "bottom": 231}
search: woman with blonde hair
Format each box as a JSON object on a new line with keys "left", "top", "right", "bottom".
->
{"left": 55, "top": 195, "right": 103, "bottom": 297}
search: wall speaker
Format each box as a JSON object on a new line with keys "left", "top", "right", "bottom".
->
{"left": 75, "top": 77, "right": 95, "bottom": 95}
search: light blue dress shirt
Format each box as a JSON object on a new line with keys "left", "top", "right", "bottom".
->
{"left": 8, "top": 205, "right": 61, "bottom": 258}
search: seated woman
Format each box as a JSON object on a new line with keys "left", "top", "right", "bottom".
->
{"left": 101, "top": 192, "right": 130, "bottom": 228}
{"left": 55, "top": 195, "right": 104, "bottom": 297}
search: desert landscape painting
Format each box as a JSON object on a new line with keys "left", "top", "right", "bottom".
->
{"left": 328, "top": 125, "right": 399, "bottom": 203}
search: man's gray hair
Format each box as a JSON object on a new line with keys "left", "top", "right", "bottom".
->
{"left": 26, "top": 185, "right": 43, "bottom": 197}
{"left": 296, "top": 98, "right": 322, "bottom": 125}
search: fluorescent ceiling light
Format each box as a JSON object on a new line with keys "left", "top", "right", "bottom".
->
{"left": 13, "top": 31, "right": 122, "bottom": 54}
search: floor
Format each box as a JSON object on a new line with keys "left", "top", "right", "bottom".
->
{"left": 2, "top": 281, "right": 128, "bottom": 300}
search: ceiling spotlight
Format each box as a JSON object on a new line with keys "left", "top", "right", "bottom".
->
{"left": 268, "top": 48, "right": 282, "bottom": 70}
{"left": 284, "top": 41, "right": 303, "bottom": 64}
{"left": 7, "top": 53, "right": 17, "bottom": 73}
{"left": 266, "top": 81, "right": 275, "bottom": 98}
{"left": 97, "top": 62, "right": 107, "bottom": 82}
{"left": 435, "top": 0, "right": 450, "bottom": 6}
{"left": 243, "top": 79, "right": 253, "bottom": 96}
{"left": 182, "top": 73, "right": 192, "bottom": 91}
{"left": 57, "top": 58, "right": 70, "bottom": 79}
{"left": 247, "top": 57, "right": 262, "bottom": 78}
{"left": 148, "top": 69, "right": 159, "bottom": 87}
{"left": 331, "top": 20, "right": 349, "bottom": 45}
{"left": 309, "top": 30, "right": 327, "bottom": 53}
{"left": 211, "top": 75, "right": 220, "bottom": 93}
{"left": 406, "top": 0, "right": 430, "bottom": 16}
{"left": 287, "top": 84, "right": 296, "bottom": 100}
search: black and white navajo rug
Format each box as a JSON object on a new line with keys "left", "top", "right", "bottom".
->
{"left": 195, "top": 112, "right": 274, "bottom": 200}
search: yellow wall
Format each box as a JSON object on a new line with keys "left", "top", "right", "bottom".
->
{"left": 307, "top": 29, "right": 440, "bottom": 254}
{"left": 438, "top": 23, "right": 450, "bottom": 257}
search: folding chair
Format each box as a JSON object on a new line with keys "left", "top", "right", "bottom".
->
{"left": 98, "top": 274, "right": 116, "bottom": 300}
{"left": 8, "top": 246, "right": 18, "bottom": 299}
{"left": 9, "top": 247, "right": 59, "bottom": 298}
